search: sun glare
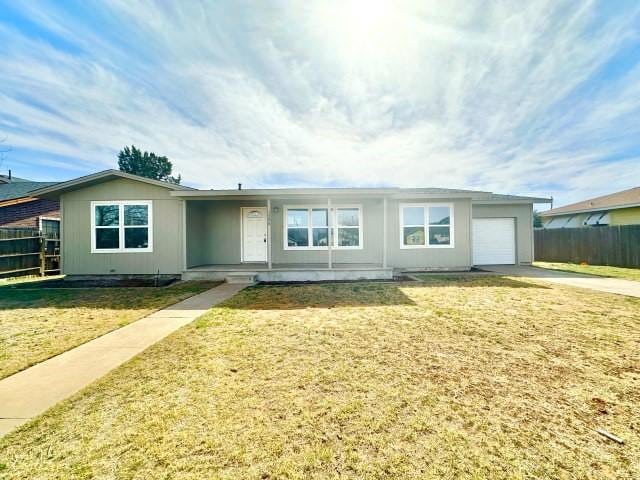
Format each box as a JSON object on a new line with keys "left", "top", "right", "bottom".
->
{"left": 345, "top": 0, "right": 392, "bottom": 35}
{"left": 314, "top": 0, "right": 415, "bottom": 65}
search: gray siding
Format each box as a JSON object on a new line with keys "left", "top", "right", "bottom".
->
{"left": 61, "top": 179, "right": 534, "bottom": 274}
{"left": 386, "top": 198, "right": 472, "bottom": 269}
{"left": 185, "top": 198, "right": 383, "bottom": 266}
{"left": 186, "top": 200, "right": 267, "bottom": 266}
{"left": 472, "top": 203, "right": 534, "bottom": 264}
{"left": 186, "top": 197, "right": 472, "bottom": 269}
{"left": 271, "top": 198, "right": 383, "bottom": 265}
{"left": 61, "top": 178, "right": 184, "bottom": 275}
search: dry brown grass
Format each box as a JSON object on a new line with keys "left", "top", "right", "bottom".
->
{"left": 0, "top": 281, "right": 219, "bottom": 379}
{"left": 0, "top": 276, "right": 639, "bottom": 479}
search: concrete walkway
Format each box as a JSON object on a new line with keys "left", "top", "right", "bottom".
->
{"left": 0, "top": 282, "right": 245, "bottom": 437}
{"left": 484, "top": 265, "right": 640, "bottom": 298}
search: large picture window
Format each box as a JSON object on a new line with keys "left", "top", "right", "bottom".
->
{"left": 284, "top": 206, "right": 362, "bottom": 250}
{"left": 91, "top": 201, "right": 153, "bottom": 253}
{"left": 399, "top": 204, "right": 453, "bottom": 248}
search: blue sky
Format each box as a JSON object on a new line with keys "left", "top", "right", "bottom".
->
{"left": 1, "top": 1, "right": 639, "bottom": 207}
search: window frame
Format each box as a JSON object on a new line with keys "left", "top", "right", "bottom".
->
{"left": 399, "top": 203, "right": 454, "bottom": 249}
{"left": 90, "top": 200, "right": 153, "bottom": 253}
{"left": 334, "top": 206, "right": 363, "bottom": 250}
{"left": 283, "top": 205, "right": 363, "bottom": 251}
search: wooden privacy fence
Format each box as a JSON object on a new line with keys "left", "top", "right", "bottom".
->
{"left": 534, "top": 225, "right": 640, "bottom": 268}
{"left": 0, "top": 228, "right": 61, "bottom": 278}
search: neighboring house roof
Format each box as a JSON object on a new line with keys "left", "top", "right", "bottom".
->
{"left": 0, "top": 181, "right": 59, "bottom": 202}
{"left": 540, "top": 187, "right": 640, "bottom": 217}
{"left": 28, "top": 169, "right": 552, "bottom": 204}
{"left": 0, "top": 175, "right": 32, "bottom": 184}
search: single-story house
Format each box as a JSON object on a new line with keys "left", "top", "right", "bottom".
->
{"left": 540, "top": 186, "right": 640, "bottom": 229}
{"left": 30, "top": 170, "right": 551, "bottom": 282}
{"left": 0, "top": 173, "right": 60, "bottom": 233}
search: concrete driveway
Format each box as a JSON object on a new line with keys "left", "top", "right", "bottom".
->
{"left": 482, "top": 265, "right": 640, "bottom": 298}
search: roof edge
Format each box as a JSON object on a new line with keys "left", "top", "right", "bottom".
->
{"left": 28, "top": 169, "right": 194, "bottom": 198}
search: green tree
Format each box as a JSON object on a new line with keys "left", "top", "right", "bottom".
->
{"left": 117, "top": 145, "right": 181, "bottom": 184}
{"left": 533, "top": 210, "right": 543, "bottom": 228}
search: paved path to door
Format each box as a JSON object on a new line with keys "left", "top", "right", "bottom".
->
{"left": 0, "top": 283, "right": 246, "bottom": 437}
{"left": 484, "top": 265, "right": 640, "bottom": 298}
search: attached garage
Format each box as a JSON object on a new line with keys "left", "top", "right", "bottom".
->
{"left": 472, "top": 218, "right": 516, "bottom": 265}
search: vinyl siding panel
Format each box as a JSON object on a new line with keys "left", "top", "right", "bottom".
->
{"left": 472, "top": 203, "right": 533, "bottom": 264}
{"left": 385, "top": 198, "right": 472, "bottom": 269}
{"left": 185, "top": 198, "right": 383, "bottom": 266}
{"left": 61, "top": 178, "right": 184, "bottom": 275}
{"left": 185, "top": 197, "right": 473, "bottom": 269}
{"left": 610, "top": 206, "right": 640, "bottom": 226}
{"left": 185, "top": 200, "right": 267, "bottom": 266}
{"left": 271, "top": 198, "right": 383, "bottom": 265}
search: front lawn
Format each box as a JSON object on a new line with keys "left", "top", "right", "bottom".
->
{"left": 534, "top": 261, "right": 640, "bottom": 282}
{"left": 1, "top": 277, "right": 638, "bottom": 478}
{"left": 0, "top": 280, "right": 219, "bottom": 379}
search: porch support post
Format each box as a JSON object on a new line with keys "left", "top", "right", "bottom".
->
{"left": 327, "top": 197, "right": 332, "bottom": 269}
{"left": 267, "top": 198, "right": 272, "bottom": 270}
{"left": 182, "top": 200, "right": 187, "bottom": 271}
{"left": 382, "top": 196, "right": 387, "bottom": 269}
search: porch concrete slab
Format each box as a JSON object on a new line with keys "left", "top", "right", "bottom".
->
{"left": 0, "top": 283, "right": 246, "bottom": 437}
{"left": 483, "top": 265, "right": 640, "bottom": 298}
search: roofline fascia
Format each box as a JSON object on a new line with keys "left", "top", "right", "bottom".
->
{"left": 28, "top": 169, "right": 192, "bottom": 197}
{"left": 170, "top": 190, "right": 490, "bottom": 199}
{"left": 540, "top": 202, "right": 640, "bottom": 217}
{"left": 473, "top": 198, "right": 552, "bottom": 205}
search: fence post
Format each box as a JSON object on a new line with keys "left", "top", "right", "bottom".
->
{"left": 39, "top": 235, "right": 46, "bottom": 276}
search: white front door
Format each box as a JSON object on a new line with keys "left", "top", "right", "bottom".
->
{"left": 242, "top": 207, "right": 267, "bottom": 262}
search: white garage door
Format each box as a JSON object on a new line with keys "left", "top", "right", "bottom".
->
{"left": 472, "top": 218, "right": 516, "bottom": 265}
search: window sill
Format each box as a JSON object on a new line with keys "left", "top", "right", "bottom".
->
{"left": 91, "top": 249, "right": 154, "bottom": 254}
{"left": 283, "top": 246, "right": 364, "bottom": 251}
{"left": 399, "top": 244, "right": 455, "bottom": 250}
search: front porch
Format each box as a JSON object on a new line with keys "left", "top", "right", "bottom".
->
{"left": 181, "top": 192, "right": 393, "bottom": 282}
{"left": 182, "top": 263, "right": 394, "bottom": 282}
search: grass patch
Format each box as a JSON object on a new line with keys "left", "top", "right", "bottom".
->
{"left": 534, "top": 262, "right": 640, "bottom": 282}
{"left": 0, "top": 280, "right": 220, "bottom": 379}
{"left": 0, "top": 277, "right": 639, "bottom": 478}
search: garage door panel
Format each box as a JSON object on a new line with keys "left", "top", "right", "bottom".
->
{"left": 472, "top": 218, "right": 515, "bottom": 265}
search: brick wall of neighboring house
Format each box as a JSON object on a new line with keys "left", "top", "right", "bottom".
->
{"left": 0, "top": 198, "right": 60, "bottom": 228}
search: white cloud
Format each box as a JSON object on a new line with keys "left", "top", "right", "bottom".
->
{"left": 1, "top": 0, "right": 639, "bottom": 206}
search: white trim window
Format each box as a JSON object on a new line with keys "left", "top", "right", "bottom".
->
{"left": 284, "top": 205, "right": 363, "bottom": 250}
{"left": 91, "top": 200, "right": 153, "bottom": 253}
{"left": 399, "top": 203, "right": 454, "bottom": 248}
{"left": 335, "top": 207, "right": 361, "bottom": 249}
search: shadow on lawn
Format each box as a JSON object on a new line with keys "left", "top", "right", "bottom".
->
{"left": 0, "top": 280, "right": 219, "bottom": 311}
{"left": 411, "top": 275, "right": 551, "bottom": 289}
{"left": 222, "top": 276, "right": 550, "bottom": 310}
{"left": 223, "top": 282, "right": 417, "bottom": 309}
{"left": 0, "top": 277, "right": 177, "bottom": 289}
